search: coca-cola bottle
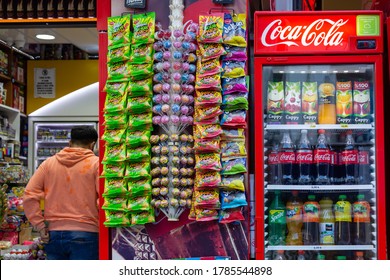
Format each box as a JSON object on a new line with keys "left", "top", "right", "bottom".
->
{"left": 357, "top": 145, "right": 371, "bottom": 184}
{"left": 279, "top": 131, "right": 296, "bottom": 185}
{"left": 296, "top": 130, "right": 313, "bottom": 184}
{"left": 340, "top": 130, "right": 358, "bottom": 184}
{"left": 313, "top": 129, "right": 331, "bottom": 185}
{"left": 268, "top": 141, "right": 281, "bottom": 184}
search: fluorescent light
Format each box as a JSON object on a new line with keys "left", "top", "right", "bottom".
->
{"left": 36, "top": 34, "right": 55, "bottom": 40}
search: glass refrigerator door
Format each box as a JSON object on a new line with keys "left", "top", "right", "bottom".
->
{"left": 34, "top": 122, "right": 97, "bottom": 171}
{"left": 262, "top": 63, "right": 376, "bottom": 260}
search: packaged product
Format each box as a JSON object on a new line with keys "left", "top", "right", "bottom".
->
{"left": 103, "top": 177, "right": 128, "bottom": 197}
{"left": 107, "top": 44, "right": 132, "bottom": 63}
{"left": 198, "top": 43, "right": 227, "bottom": 61}
{"left": 102, "top": 197, "right": 127, "bottom": 211}
{"left": 221, "top": 158, "right": 247, "bottom": 175}
{"left": 127, "top": 179, "right": 152, "bottom": 198}
{"left": 219, "top": 208, "right": 245, "bottom": 223}
{"left": 221, "top": 140, "right": 247, "bottom": 159}
{"left": 194, "top": 189, "right": 221, "bottom": 209}
{"left": 198, "top": 13, "right": 224, "bottom": 43}
{"left": 220, "top": 190, "right": 247, "bottom": 209}
{"left": 222, "top": 13, "right": 247, "bottom": 47}
{"left": 102, "top": 143, "right": 127, "bottom": 163}
{"left": 220, "top": 175, "right": 245, "bottom": 191}
{"left": 126, "top": 130, "right": 151, "bottom": 148}
{"left": 126, "top": 96, "right": 152, "bottom": 114}
{"left": 130, "top": 44, "right": 154, "bottom": 64}
{"left": 132, "top": 12, "right": 155, "bottom": 45}
{"left": 108, "top": 15, "right": 131, "bottom": 48}
{"left": 104, "top": 91, "right": 127, "bottom": 113}
{"left": 102, "top": 127, "right": 126, "bottom": 144}
{"left": 124, "top": 162, "right": 151, "bottom": 180}
{"left": 104, "top": 210, "right": 131, "bottom": 227}
{"left": 127, "top": 196, "right": 150, "bottom": 212}
{"left": 101, "top": 162, "right": 126, "bottom": 178}
{"left": 222, "top": 45, "right": 247, "bottom": 61}
{"left": 195, "top": 208, "right": 219, "bottom": 221}
{"left": 195, "top": 153, "right": 222, "bottom": 171}
{"left": 131, "top": 209, "right": 155, "bottom": 225}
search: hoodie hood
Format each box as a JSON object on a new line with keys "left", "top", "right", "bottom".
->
{"left": 55, "top": 147, "right": 96, "bottom": 167}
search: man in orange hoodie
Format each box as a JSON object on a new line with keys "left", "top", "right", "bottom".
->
{"left": 23, "top": 126, "right": 99, "bottom": 260}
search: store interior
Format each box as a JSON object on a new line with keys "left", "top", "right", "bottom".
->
{"left": 1, "top": 0, "right": 390, "bottom": 260}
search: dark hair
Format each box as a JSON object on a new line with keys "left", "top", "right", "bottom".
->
{"left": 71, "top": 126, "right": 98, "bottom": 146}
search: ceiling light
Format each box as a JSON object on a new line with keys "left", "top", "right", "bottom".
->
{"left": 36, "top": 34, "right": 55, "bottom": 40}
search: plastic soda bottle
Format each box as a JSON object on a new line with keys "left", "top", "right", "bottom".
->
{"left": 268, "top": 191, "right": 286, "bottom": 245}
{"left": 334, "top": 195, "right": 352, "bottom": 245}
{"left": 273, "top": 250, "right": 286, "bottom": 260}
{"left": 268, "top": 141, "right": 281, "bottom": 184}
{"left": 317, "top": 253, "right": 326, "bottom": 260}
{"left": 279, "top": 131, "right": 296, "bottom": 185}
{"left": 296, "top": 130, "right": 313, "bottom": 184}
{"left": 313, "top": 130, "right": 331, "bottom": 184}
{"left": 319, "top": 196, "right": 335, "bottom": 245}
{"left": 340, "top": 130, "right": 358, "bottom": 184}
{"left": 286, "top": 191, "right": 303, "bottom": 245}
{"left": 303, "top": 194, "right": 320, "bottom": 245}
{"left": 297, "top": 250, "right": 305, "bottom": 260}
{"left": 352, "top": 194, "right": 371, "bottom": 245}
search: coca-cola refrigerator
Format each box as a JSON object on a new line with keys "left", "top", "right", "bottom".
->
{"left": 254, "top": 11, "right": 387, "bottom": 260}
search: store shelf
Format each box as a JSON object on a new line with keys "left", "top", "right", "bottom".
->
{"left": 267, "top": 245, "right": 374, "bottom": 251}
{"left": 0, "top": 104, "right": 19, "bottom": 114}
{"left": 266, "top": 184, "right": 374, "bottom": 191}
{"left": 36, "top": 140, "right": 69, "bottom": 144}
{"left": 0, "top": 73, "right": 11, "bottom": 81}
{"left": 265, "top": 124, "right": 373, "bottom": 130}
{"left": 35, "top": 157, "right": 50, "bottom": 160}
{"left": 19, "top": 156, "right": 27, "bottom": 160}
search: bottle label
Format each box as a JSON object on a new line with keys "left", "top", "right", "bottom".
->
{"left": 340, "top": 150, "right": 358, "bottom": 164}
{"left": 358, "top": 150, "right": 369, "bottom": 164}
{"left": 334, "top": 201, "right": 352, "bottom": 222}
{"left": 279, "top": 152, "right": 296, "bottom": 163}
{"left": 268, "top": 151, "right": 279, "bottom": 165}
{"left": 270, "top": 209, "right": 286, "bottom": 224}
{"left": 286, "top": 205, "right": 303, "bottom": 221}
{"left": 319, "top": 222, "right": 335, "bottom": 244}
{"left": 296, "top": 151, "right": 313, "bottom": 163}
{"left": 353, "top": 201, "right": 370, "bottom": 223}
{"left": 313, "top": 149, "right": 331, "bottom": 163}
{"left": 303, "top": 202, "right": 320, "bottom": 222}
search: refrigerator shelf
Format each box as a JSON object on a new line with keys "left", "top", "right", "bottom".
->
{"left": 264, "top": 124, "right": 373, "bottom": 130}
{"left": 266, "top": 245, "right": 374, "bottom": 251}
{"left": 266, "top": 185, "right": 374, "bottom": 191}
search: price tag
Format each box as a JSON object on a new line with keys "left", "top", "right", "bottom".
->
{"left": 310, "top": 185, "right": 320, "bottom": 189}
{"left": 213, "top": 0, "right": 234, "bottom": 4}
{"left": 313, "top": 246, "right": 323, "bottom": 250}
{"left": 124, "top": 0, "right": 146, "bottom": 9}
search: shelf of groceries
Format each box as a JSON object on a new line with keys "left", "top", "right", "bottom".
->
{"left": 266, "top": 185, "right": 374, "bottom": 191}
{"left": 265, "top": 124, "right": 373, "bottom": 130}
{"left": 266, "top": 245, "right": 374, "bottom": 251}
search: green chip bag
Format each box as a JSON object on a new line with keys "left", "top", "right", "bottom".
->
{"left": 125, "top": 162, "right": 151, "bottom": 180}
{"left": 130, "top": 44, "right": 154, "bottom": 64}
{"left": 104, "top": 91, "right": 127, "bottom": 114}
{"left": 128, "top": 112, "right": 153, "bottom": 130}
{"left": 127, "top": 197, "right": 151, "bottom": 212}
{"left": 131, "top": 209, "right": 155, "bottom": 225}
{"left": 129, "top": 63, "right": 153, "bottom": 80}
{"left": 108, "top": 60, "right": 132, "bottom": 80}
{"left": 104, "top": 81, "right": 128, "bottom": 95}
{"left": 127, "top": 78, "right": 153, "bottom": 95}
{"left": 108, "top": 44, "right": 132, "bottom": 63}
{"left": 104, "top": 210, "right": 131, "bottom": 227}
{"left": 108, "top": 14, "right": 132, "bottom": 48}
{"left": 103, "top": 113, "right": 128, "bottom": 128}
{"left": 128, "top": 179, "right": 152, "bottom": 198}
{"left": 102, "top": 197, "right": 127, "bottom": 211}
{"left": 127, "top": 96, "right": 152, "bottom": 114}
{"left": 102, "top": 127, "right": 126, "bottom": 144}
{"left": 103, "top": 177, "right": 128, "bottom": 197}
{"left": 132, "top": 12, "right": 155, "bottom": 45}
{"left": 127, "top": 130, "right": 151, "bottom": 148}
{"left": 101, "top": 162, "right": 126, "bottom": 178}
{"left": 102, "top": 143, "right": 127, "bottom": 163}
{"left": 127, "top": 145, "right": 151, "bottom": 162}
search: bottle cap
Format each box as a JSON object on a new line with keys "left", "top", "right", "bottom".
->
{"left": 339, "top": 194, "right": 347, "bottom": 200}
{"left": 357, "top": 194, "right": 365, "bottom": 200}
{"left": 308, "top": 195, "right": 316, "bottom": 200}
{"left": 356, "top": 252, "right": 363, "bottom": 257}
{"left": 277, "top": 250, "right": 284, "bottom": 254}
{"left": 346, "top": 130, "right": 353, "bottom": 135}
{"left": 298, "top": 250, "right": 304, "bottom": 255}
{"left": 336, "top": 256, "right": 347, "bottom": 260}
{"left": 317, "top": 254, "right": 326, "bottom": 260}
{"left": 318, "top": 129, "right": 325, "bottom": 134}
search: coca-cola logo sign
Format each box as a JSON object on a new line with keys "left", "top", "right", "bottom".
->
{"left": 296, "top": 152, "right": 313, "bottom": 163}
{"left": 313, "top": 150, "right": 331, "bottom": 163}
{"left": 268, "top": 152, "right": 279, "bottom": 164}
{"left": 358, "top": 151, "right": 370, "bottom": 164}
{"left": 279, "top": 152, "right": 296, "bottom": 163}
{"left": 261, "top": 19, "right": 348, "bottom": 47}
{"left": 341, "top": 151, "right": 359, "bottom": 164}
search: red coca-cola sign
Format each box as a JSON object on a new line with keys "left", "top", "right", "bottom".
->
{"left": 296, "top": 151, "right": 313, "bottom": 163}
{"left": 358, "top": 151, "right": 370, "bottom": 164}
{"left": 268, "top": 152, "right": 280, "bottom": 165}
{"left": 254, "top": 11, "right": 382, "bottom": 55}
{"left": 313, "top": 149, "right": 331, "bottom": 163}
{"left": 279, "top": 152, "right": 296, "bottom": 163}
{"left": 340, "top": 150, "right": 359, "bottom": 164}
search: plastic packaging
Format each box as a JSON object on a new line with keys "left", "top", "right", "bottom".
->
{"left": 268, "top": 191, "right": 286, "bottom": 245}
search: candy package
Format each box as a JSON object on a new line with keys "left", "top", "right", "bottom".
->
{"left": 198, "top": 43, "right": 227, "bottom": 61}
{"left": 222, "top": 128, "right": 245, "bottom": 140}
{"left": 195, "top": 208, "right": 219, "bottom": 222}
{"left": 194, "top": 106, "right": 223, "bottom": 123}
{"left": 104, "top": 91, "right": 127, "bottom": 113}
{"left": 128, "top": 112, "right": 153, "bottom": 130}
{"left": 194, "top": 189, "right": 221, "bottom": 209}
{"left": 198, "top": 13, "right": 224, "bottom": 43}
{"left": 220, "top": 190, "right": 247, "bottom": 209}
{"left": 127, "top": 96, "right": 152, "bottom": 114}
{"left": 223, "top": 13, "right": 247, "bottom": 47}
{"left": 102, "top": 197, "right": 127, "bottom": 211}
{"left": 188, "top": 196, "right": 196, "bottom": 220}
{"left": 102, "top": 127, "right": 126, "bottom": 144}
{"left": 125, "top": 162, "right": 151, "bottom": 180}
{"left": 221, "top": 158, "right": 247, "bottom": 175}
{"left": 104, "top": 210, "right": 131, "bottom": 227}
{"left": 220, "top": 175, "right": 245, "bottom": 191}
{"left": 102, "top": 143, "right": 127, "bottom": 163}
{"left": 220, "top": 110, "right": 247, "bottom": 127}
{"left": 108, "top": 15, "right": 131, "bottom": 48}
{"left": 103, "top": 177, "right": 128, "bottom": 197}
{"left": 195, "top": 90, "right": 222, "bottom": 107}
{"left": 195, "top": 171, "right": 221, "bottom": 189}
{"left": 108, "top": 60, "right": 132, "bottom": 80}
{"left": 127, "top": 197, "right": 150, "bottom": 212}
{"left": 104, "top": 81, "right": 128, "bottom": 95}
{"left": 107, "top": 44, "right": 131, "bottom": 63}
{"left": 197, "top": 57, "right": 223, "bottom": 77}
{"left": 103, "top": 113, "right": 128, "bottom": 128}
{"left": 222, "top": 46, "right": 247, "bottom": 61}
{"left": 194, "top": 124, "right": 222, "bottom": 139}
{"left": 126, "top": 130, "right": 151, "bottom": 148}
{"left": 132, "top": 12, "right": 155, "bottom": 45}
{"left": 130, "top": 44, "right": 154, "bottom": 64}
{"left": 219, "top": 208, "right": 245, "bottom": 224}
{"left": 222, "top": 61, "right": 246, "bottom": 78}
{"left": 127, "top": 145, "right": 151, "bottom": 162}
{"left": 222, "top": 77, "right": 248, "bottom": 95}
{"left": 195, "top": 74, "right": 222, "bottom": 91}
{"left": 129, "top": 63, "right": 153, "bottom": 80}
{"left": 127, "top": 78, "right": 153, "bottom": 95}
{"left": 195, "top": 153, "right": 221, "bottom": 171}
{"left": 194, "top": 139, "right": 220, "bottom": 153}
{"left": 221, "top": 140, "right": 247, "bottom": 159}
{"left": 128, "top": 179, "right": 152, "bottom": 198}
{"left": 131, "top": 209, "right": 155, "bottom": 225}
{"left": 222, "top": 93, "right": 248, "bottom": 111}
{"left": 101, "top": 162, "right": 126, "bottom": 178}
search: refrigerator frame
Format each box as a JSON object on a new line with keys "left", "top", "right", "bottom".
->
{"left": 254, "top": 54, "right": 386, "bottom": 260}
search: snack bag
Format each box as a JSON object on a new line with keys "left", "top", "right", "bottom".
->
{"left": 101, "top": 162, "right": 126, "bottom": 178}
{"left": 220, "top": 175, "right": 245, "bottom": 191}
{"left": 197, "top": 57, "right": 223, "bottom": 77}
{"left": 125, "top": 162, "right": 151, "bottom": 180}
{"left": 220, "top": 110, "right": 247, "bottom": 127}
{"left": 221, "top": 158, "right": 247, "bottom": 175}
{"left": 127, "top": 196, "right": 150, "bottom": 212}
{"left": 129, "top": 63, "right": 154, "bottom": 80}
{"left": 219, "top": 208, "right": 245, "bottom": 224}
{"left": 222, "top": 61, "right": 246, "bottom": 78}
{"left": 195, "top": 90, "right": 222, "bottom": 107}
{"left": 195, "top": 153, "right": 222, "bottom": 171}
{"left": 132, "top": 12, "right": 155, "bottom": 45}
{"left": 128, "top": 112, "right": 153, "bottom": 130}
{"left": 128, "top": 179, "right": 152, "bottom": 197}
{"left": 131, "top": 209, "right": 155, "bottom": 225}
{"left": 194, "top": 189, "right": 221, "bottom": 209}
{"left": 102, "top": 197, "right": 127, "bottom": 211}
{"left": 195, "top": 208, "right": 219, "bottom": 221}
{"left": 221, "top": 140, "right": 247, "bottom": 159}
{"left": 103, "top": 113, "right": 128, "bottom": 128}
{"left": 127, "top": 96, "right": 152, "bottom": 114}
{"left": 220, "top": 190, "right": 247, "bottom": 209}
{"left": 194, "top": 124, "right": 223, "bottom": 139}
{"left": 222, "top": 128, "right": 246, "bottom": 140}
{"left": 102, "top": 127, "right": 126, "bottom": 144}
{"left": 222, "top": 93, "right": 248, "bottom": 111}
{"left": 130, "top": 44, "right": 154, "bottom": 64}
{"left": 223, "top": 13, "right": 247, "bottom": 47}
{"left": 104, "top": 91, "right": 127, "bottom": 113}
{"left": 127, "top": 145, "right": 151, "bottom": 162}
{"left": 195, "top": 171, "right": 221, "bottom": 189}
{"left": 102, "top": 143, "right": 127, "bottom": 163}
{"left": 198, "top": 43, "right": 227, "bottom": 61}
{"left": 107, "top": 44, "right": 131, "bottom": 63}
{"left": 108, "top": 60, "right": 132, "bottom": 80}
{"left": 222, "top": 77, "right": 248, "bottom": 95}
{"left": 188, "top": 196, "right": 196, "bottom": 220}
{"left": 198, "top": 13, "right": 224, "bottom": 43}
{"left": 103, "top": 177, "right": 128, "bottom": 197}
{"left": 194, "top": 139, "right": 220, "bottom": 153}
{"left": 194, "top": 106, "right": 223, "bottom": 123}
{"left": 195, "top": 74, "right": 222, "bottom": 91}
{"left": 104, "top": 210, "right": 131, "bottom": 227}
{"left": 108, "top": 15, "right": 131, "bottom": 48}
{"left": 104, "top": 81, "right": 128, "bottom": 95}
{"left": 222, "top": 45, "right": 247, "bottom": 61}
{"left": 126, "top": 130, "right": 151, "bottom": 148}
{"left": 127, "top": 78, "right": 153, "bottom": 95}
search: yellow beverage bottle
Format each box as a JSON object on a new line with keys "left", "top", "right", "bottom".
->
{"left": 318, "top": 83, "right": 336, "bottom": 124}
{"left": 319, "top": 196, "right": 335, "bottom": 245}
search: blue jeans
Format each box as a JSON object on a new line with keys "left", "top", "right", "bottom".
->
{"left": 45, "top": 231, "right": 98, "bottom": 260}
